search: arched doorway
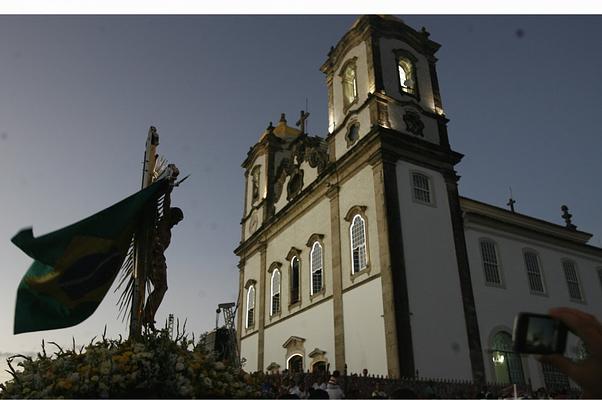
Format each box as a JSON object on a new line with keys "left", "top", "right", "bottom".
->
{"left": 312, "top": 361, "right": 327, "bottom": 374}
{"left": 288, "top": 354, "right": 304, "bottom": 373}
{"left": 491, "top": 331, "right": 524, "bottom": 384}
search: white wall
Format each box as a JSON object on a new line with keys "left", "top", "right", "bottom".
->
{"left": 263, "top": 299, "right": 335, "bottom": 372}
{"left": 396, "top": 160, "right": 473, "bottom": 379}
{"left": 240, "top": 333, "right": 259, "bottom": 373}
{"left": 338, "top": 165, "right": 382, "bottom": 289}
{"left": 265, "top": 198, "right": 332, "bottom": 322}
{"left": 342, "top": 277, "right": 388, "bottom": 375}
{"left": 465, "top": 224, "right": 602, "bottom": 388}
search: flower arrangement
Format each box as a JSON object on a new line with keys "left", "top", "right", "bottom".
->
{"left": 0, "top": 326, "right": 260, "bottom": 399}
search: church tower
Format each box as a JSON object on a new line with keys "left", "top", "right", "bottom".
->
{"left": 236, "top": 15, "right": 485, "bottom": 382}
{"left": 320, "top": 15, "right": 485, "bottom": 381}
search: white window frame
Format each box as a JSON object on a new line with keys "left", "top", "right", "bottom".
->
{"left": 339, "top": 57, "right": 358, "bottom": 111}
{"left": 290, "top": 256, "right": 301, "bottom": 305}
{"left": 479, "top": 239, "right": 504, "bottom": 287}
{"left": 246, "top": 285, "right": 255, "bottom": 328}
{"left": 350, "top": 214, "right": 368, "bottom": 274}
{"left": 410, "top": 171, "right": 434, "bottom": 206}
{"left": 310, "top": 241, "right": 323, "bottom": 295}
{"left": 270, "top": 269, "right": 281, "bottom": 316}
{"left": 523, "top": 250, "right": 546, "bottom": 295}
{"left": 562, "top": 259, "right": 584, "bottom": 302}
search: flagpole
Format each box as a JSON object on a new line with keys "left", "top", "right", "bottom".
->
{"left": 129, "top": 126, "right": 158, "bottom": 338}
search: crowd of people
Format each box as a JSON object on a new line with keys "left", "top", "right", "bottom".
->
{"left": 242, "top": 307, "right": 601, "bottom": 399}
{"left": 250, "top": 368, "right": 580, "bottom": 399}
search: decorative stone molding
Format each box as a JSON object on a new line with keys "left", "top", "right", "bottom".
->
{"left": 345, "top": 120, "right": 360, "bottom": 148}
{"left": 268, "top": 261, "right": 282, "bottom": 274}
{"left": 285, "top": 247, "right": 302, "bottom": 261}
{"left": 266, "top": 362, "right": 281, "bottom": 374}
{"left": 306, "top": 233, "right": 325, "bottom": 248}
{"left": 283, "top": 336, "right": 306, "bottom": 364}
{"left": 403, "top": 111, "right": 425, "bottom": 137}
{"left": 244, "top": 279, "right": 257, "bottom": 289}
{"left": 343, "top": 205, "right": 368, "bottom": 222}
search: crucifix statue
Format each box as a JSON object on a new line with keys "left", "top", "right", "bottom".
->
{"left": 142, "top": 164, "right": 184, "bottom": 329}
{"left": 296, "top": 110, "right": 310, "bottom": 134}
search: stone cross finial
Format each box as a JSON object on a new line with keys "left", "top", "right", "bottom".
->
{"left": 507, "top": 187, "right": 516, "bottom": 213}
{"left": 267, "top": 121, "right": 274, "bottom": 135}
{"left": 561, "top": 205, "right": 577, "bottom": 230}
{"left": 296, "top": 110, "right": 310, "bottom": 134}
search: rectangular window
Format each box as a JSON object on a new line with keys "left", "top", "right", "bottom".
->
{"left": 562, "top": 260, "right": 583, "bottom": 301}
{"left": 247, "top": 308, "right": 254, "bottom": 327}
{"left": 524, "top": 252, "right": 545, "bottom": 294}
{"left": 271, "top": 293, "right": 280, "bottom": 315}
{"left": 480, "top": 240, "right": 501, "bottom": 285}
{"left": 412, "top": 173, "right": 431, "bottom": 204}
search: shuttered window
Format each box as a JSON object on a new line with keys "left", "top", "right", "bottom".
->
{"left": 480, "top": 240, "right": 502, "bottom": 285}
{"left": 524, "top": 251, "right": 545, "bottom": 294}
{"left": 562, "top": 260, "right": 583, "bottom": 301}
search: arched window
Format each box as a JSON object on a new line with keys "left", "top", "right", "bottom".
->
{"left": 271, "top": 269, "right": 281, "bottom": 316}
{"left": 492, "top": 331, "right": 524, "bottom": 385}
{"left": 562, "top": 259, "right": 583, "bottom": 301}
{"left": 251, "top": 165, "right": 261, "bottom": 203}
{"left": 411, "top": 172, "right": 432, "bottom": 204}
{"left": 290, "top": 256, "right": 300, "bottom": 305}
{"left": 246, "top": 285, "right": 255, "bottom": 328}
{"left": 480, "top": 239, "right": 502, "bottom": 286}
{"left": 340, "top": 58, "right": 358, "bottom": 111}
{"left": 523, "top": 251, "right": 545, "bottom": 294}
{"left": 310, "top": 242, "right": 323, "bottom": 295}
{"left": 398, "top": 57, "right": 416, "bottom": 95}
{"left": 350, "top": 214, "right": 367, "bottom": 274}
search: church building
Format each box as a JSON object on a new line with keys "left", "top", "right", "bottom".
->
{"left": 234, "top": 15, "right": 602, "bottom": 390}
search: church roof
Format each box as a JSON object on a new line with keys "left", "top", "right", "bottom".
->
{"left": 259, "top": 113, "right": 302, "bottom": 142}
{"left": 460, "top": 196, "right": 599, "bottom": 251}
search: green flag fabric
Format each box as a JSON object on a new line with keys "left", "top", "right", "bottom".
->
{"left": 12, "top": 179, "right": 166, "bottom": 334}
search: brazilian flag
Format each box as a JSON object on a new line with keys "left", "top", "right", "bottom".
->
{"left": 12, "top": 179, "right": 165, "bottom": 334}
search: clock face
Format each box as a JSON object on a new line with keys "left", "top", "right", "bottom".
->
{"left": 249, "top": 214, "right": 258, "bottom": 234}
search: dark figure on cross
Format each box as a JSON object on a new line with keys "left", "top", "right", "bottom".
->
{"left": 143, "top": 165, "right": 184, "bottom": 328}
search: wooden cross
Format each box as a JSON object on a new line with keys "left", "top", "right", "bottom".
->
{"left": 296, "top": 110, "right": 310, "bottom": 134}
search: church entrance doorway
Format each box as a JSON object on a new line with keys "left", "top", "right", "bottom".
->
{"left": 492, "top": 332, "right": 525, "bottom": 385}
{"left": 288, "top": 354, "right": 304, "bottom": 373}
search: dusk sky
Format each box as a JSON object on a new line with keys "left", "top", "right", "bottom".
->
{"left": 1, "top": 15, "right": 601, "bottom": 369}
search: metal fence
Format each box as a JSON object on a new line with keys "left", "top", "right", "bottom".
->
{"left": 252, "top": 369, "right": 582, "bottom": 398}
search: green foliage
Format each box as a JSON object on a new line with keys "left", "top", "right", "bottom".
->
{"left": 0, "top": 327, "right": 260, "bottom": 399}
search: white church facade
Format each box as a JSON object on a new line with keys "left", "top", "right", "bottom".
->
{"left": 234, "top": 15, "right": 602, "bottom": 389}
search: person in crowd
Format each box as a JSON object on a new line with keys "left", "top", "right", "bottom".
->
{"left": 539, "top": 307, "right": 602, "bottom": 399}
{"left": 371, "top": 381, "right": 387, "bottom": 398}
{"left": 326, "top": 373, "right": 345, "bottom": 399}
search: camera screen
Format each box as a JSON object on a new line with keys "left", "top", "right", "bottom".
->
{"left": 525, "top": 316, "right": 559, "bottom": 353}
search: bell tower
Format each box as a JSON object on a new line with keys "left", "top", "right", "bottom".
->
{"left": 321, "top": 15, "right": 450, "bottom": 162}
{"left": 322, "top": 15, "right": 485, "bottom": 382}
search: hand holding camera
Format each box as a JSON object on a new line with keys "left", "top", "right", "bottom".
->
{"left": 513, "top": 308, "right": 602, "bottom": 398}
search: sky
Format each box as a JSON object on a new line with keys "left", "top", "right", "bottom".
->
{"left": 1, "top": 15, "right": 602, "bottom": 375}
